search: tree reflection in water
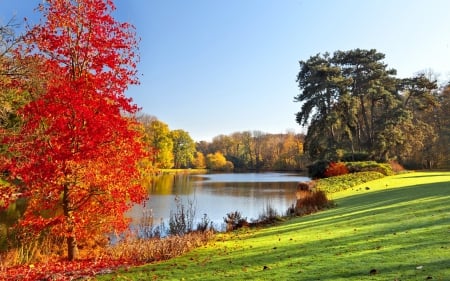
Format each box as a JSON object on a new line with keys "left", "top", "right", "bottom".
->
{"left": 128, "top": 172, "right": 309, "bottom": 231}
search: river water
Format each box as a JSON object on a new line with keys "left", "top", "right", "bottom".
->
{"left": 127, "top": 172, "right": 309, "bottom": 232}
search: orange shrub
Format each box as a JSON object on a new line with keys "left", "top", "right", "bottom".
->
{"left": 389, "top": 161, "right": 405, "bottom": 173}
{"left": 324, "top": 162, "right": 349, "bottom": 177}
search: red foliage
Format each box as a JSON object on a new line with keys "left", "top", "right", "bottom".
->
{"left": 26, "top": 0, "right": 140, "bottom": 107}
{"left": 0, "top": 257, "right": 142, "bottom": 281}
{"left": 0, "top": 175, "right": 16, "bottom": 211}
{"left": 1, "top": 0, "right": 150, "bottom": 260}
{"left": 324, "top": 162, "right": 349, "bottom": 177}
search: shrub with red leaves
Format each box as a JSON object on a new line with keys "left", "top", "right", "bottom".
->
{"left": 324, "top": 162, "right": 349, "bottom": 177}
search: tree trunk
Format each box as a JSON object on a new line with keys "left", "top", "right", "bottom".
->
{"left": 67, "top": 235, "right": 78, "bottom": 261}
{"left": 63, "top": 184, "right": 78, "bottom": 261}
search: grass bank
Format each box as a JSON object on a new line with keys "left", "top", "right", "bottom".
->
{"left": 98, "top": 171, "right": 450, "bottom": 280}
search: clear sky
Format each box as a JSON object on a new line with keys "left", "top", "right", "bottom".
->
{"left": 1, "top": 0, "right": 450, "bottom": 141}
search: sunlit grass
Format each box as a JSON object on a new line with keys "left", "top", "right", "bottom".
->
{"left": 97, "top": 171, "right": 450, "bottom": 280}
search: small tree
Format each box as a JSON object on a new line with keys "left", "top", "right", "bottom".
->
{"left": 145, "top": 119, "right": 174, "bottom": 169}
{"left": 170, "top": 129, "right": 196, "bottom": 169}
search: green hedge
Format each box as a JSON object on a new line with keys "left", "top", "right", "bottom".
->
{"left": 308, "top": 160, "right": 394, "bottom": 179}
{"left": 345, "top": 161, "right": 394, "bottom": 176}
{"left": 316, "top": 171, "right": 385, "bottom": 193}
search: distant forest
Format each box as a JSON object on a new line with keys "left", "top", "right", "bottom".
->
{"left": 137, "top": 114, "right": 306, "bottom": 171}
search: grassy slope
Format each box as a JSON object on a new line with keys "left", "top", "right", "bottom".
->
{"left": 98, "top": 172, "right": 450, "bottom": 281}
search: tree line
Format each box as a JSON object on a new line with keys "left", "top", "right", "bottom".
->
{"left": 295, "top": 49, "right": 449, "bottom": 169}
{"left": 136, "top": 114, "right": 308, "bottom": 171}
{"left": 197, "top": 131, "right": 307, "bottom": 171}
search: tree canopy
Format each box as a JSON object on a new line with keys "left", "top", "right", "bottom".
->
{"left": 295, "top": 49, "right": 446, "bottom": 168}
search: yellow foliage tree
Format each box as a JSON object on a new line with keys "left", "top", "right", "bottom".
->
{"left": 192, "top": 151, "right": 206, "bottom": 169}
{"left": 206, "top": 152, "right": 233, "bottom": 171}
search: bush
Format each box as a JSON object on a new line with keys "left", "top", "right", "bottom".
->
{"left": 389, "top": 161, "right": 405, "bottom": 173}
{"left": 168, "top": 196, "right": 196, "bottom": 236}
{"left": 295, "top": 190, "right": 331, "bottom": 216}
{"left": 316, "top": 171, "right": 385, "bottom": 193}
{"left": 297, "top": 181, "right": 316, "bottom": 191}
{"left": 196, "top": 214, "right": 214, "bottom": 232}
{"left": 324, "top": 162, "right": 349, "bottom": 177}
{"left": 134, "top": 208, "right": 164, "bottom": 239}
{"left": 223, "top": 211, "right": 248, "bottom": 232}
{"left": 254, "top": 203, "right": 281, "bottom": 225}
{"left": 345, "top": 161, "right": 393, "bottom": 176}
{"left": 309, "top": 160, "right": 395, "bottom": 179}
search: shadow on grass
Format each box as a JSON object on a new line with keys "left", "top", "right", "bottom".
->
{"left": 98, "top": 174, "right": 450, "bottom": 281}
{"left": 193, "top": 181, "right": 450, "bottom": 280}
{"left": 252, "top": 180, "right": 449, "bottom": 238}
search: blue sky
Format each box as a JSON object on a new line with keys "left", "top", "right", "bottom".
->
{"left": 1, "top": 0, "right": 450, "bottom": 141}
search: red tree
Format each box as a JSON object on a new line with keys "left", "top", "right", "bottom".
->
{"left": 2, "top": 0, "right": 147, "bottom": 260}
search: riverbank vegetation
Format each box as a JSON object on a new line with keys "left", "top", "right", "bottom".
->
{"left": 1, "top": 162, "right": 386, "bottom": 279}
{"left": 0, "top": 161, "right": 405, "bottom": 279}
{"left": 96, "top": 171, "right": 450, "bottom": 280}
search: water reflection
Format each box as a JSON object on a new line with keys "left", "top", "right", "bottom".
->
{"left": 147, "top": 174, "right": 197, "bottom": 195}
{"left": 128, "top": 173, "right": 309, "bottom": 230}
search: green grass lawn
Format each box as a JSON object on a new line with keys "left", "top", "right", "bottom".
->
{"left": 98, "top": 171, "right": 450, "bottom": 281}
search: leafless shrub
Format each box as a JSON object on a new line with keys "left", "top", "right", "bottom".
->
{"left": 134, "top": 208, "right": 165, "bottom": 239}
{"left": 254, "top": 202, "right": 281, "bottom": 225}
{"left": 224, "top": 211, "right": 248, "bottom": 232}
{"left": 168, "top": 196, "right": 196, "bottom": 236}
{"left": 196, "top": 213, "right": 214, "bottom": 232}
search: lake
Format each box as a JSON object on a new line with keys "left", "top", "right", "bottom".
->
{"left": 127, "top": 172, "right": 309, "bottom": 232}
